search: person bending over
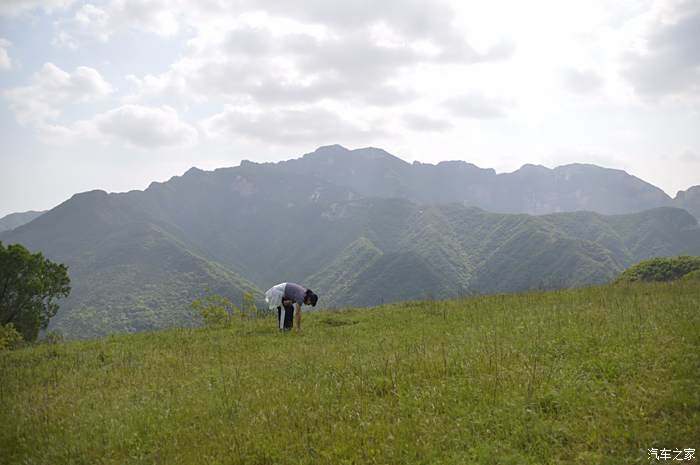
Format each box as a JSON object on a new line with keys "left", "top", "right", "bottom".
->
{"left": 264, "top": 282, "right": 318, "bottom": 331}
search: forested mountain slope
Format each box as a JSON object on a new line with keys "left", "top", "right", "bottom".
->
{"left": 3, "top": 146, "right": 699, "bottom": 338}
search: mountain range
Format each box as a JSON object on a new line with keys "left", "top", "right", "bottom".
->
{"left": 272, "top": 145, "right": 700, "bottom": 217}
{"left": 2, "top": 145, "right": 699, "bottom": 338}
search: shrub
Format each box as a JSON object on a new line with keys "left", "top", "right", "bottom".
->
{"left": 680, "top": 268, "right": 700, "bottom": 282}
{"left": 191, "top": 292, "right": 239, "bottom": 328}
{"left": 42, "top": 330, "right": 65, "bottom": 344}
{"left": 615, "top": 256, "right": 700, "bottom": 283}
{"left": 0, "top": 323, "right": 24, "bottom": 351}
{"left": 242, "top": 291, "right": 258, "bottom": 318}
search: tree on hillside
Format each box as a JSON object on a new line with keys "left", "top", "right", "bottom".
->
{"left": 0, "top": 242, "right": 71, "bottom": 342}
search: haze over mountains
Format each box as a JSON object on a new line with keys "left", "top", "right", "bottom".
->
{"left": 2, "top": 145, "right": 699, "bottom": 339}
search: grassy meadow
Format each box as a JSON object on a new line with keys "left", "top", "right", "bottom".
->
{"left": 1, "top": 282, "right": 699, "bottom": 465}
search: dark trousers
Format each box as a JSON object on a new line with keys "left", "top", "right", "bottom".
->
{"left": 277, "top": 303, "right": 294, "bottom": 330}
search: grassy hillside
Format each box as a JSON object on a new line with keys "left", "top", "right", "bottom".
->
{"left": 1, "top": 282, "right": 698, "bottom": 465}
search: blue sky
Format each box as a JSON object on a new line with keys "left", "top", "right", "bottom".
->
{"left": 1, "top": 0, "right": 699, "bottom": 216}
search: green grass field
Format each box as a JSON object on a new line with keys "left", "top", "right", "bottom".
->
{"left": 1, "top": 282, "right": 699, "bottom": 465}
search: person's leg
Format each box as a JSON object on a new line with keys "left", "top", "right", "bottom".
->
{"left": 277, "top": 306, "right": 284, "bottom": 330}
{"left": 282, "top": 302, "right": 294, "bottom": 330}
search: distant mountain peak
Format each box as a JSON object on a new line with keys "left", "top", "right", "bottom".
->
{"left": 184, "top": 166, "right": 204, "bottom": 176}
{"left": 353, "top": 146, "right": 407, "bottom": 162}
{"left": 674, "top": 185, "right": 700, "bottom": 219}
{"left": 676, "top": 185, "right": 700, "bottom": 197}
{"left": 557, "top": 162, "right": 601, "bottom": 168}
{"left": 555, "top": 163, "right": 624, "bottom": 173}
{"left": 0, "top": 210, "right": 47, "bottom": 233}
{"left": 295, "top": 145, "right": 408, "bottom": 172}
{"left": 304, "top": 144, "right": 350, "bottom": 157}
{"left": 433, "top": 160, "right": 468, "bottom": 167}
{"left": 518, "top": 163, "right": 549, "bottom": 172}
{"left": 70, "top": 189, "right": 108, "bottom": 200}
{"left": 318, "top": 143, "right": 349, "bottom": 151}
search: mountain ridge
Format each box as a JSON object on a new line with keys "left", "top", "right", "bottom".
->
{"left": 0, "top": 210, "right": 47, "bottom": 233}
{"left": 184, "top": 145, "right": 695, "bottom": 216}
{"left": 2, "top": 145, "right": 699, "bottom": 339}
{"left": 5, "top": 144, "right": 697, "bottom": 223}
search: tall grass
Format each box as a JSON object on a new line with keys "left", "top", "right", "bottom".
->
{"left": 1, "top": 282, "right": 698, "bottom": 464}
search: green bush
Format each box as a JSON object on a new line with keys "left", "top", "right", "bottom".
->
{"left": 42, "top": 330, "right": 65, "bottom": 345}
{"left": 615, "top": 256, "right": 700, "bottom": 283}
{"left": 0, "top": 323, "right": 23, "bottom": 351}
{"left": 241, "top": 291, "right": 258, "bottom": 318}
{"left": 191, "top": 292, "right": 239, "bottom": 328}
{"left": 681, "top": 268, "right": 700, "bottom": 281}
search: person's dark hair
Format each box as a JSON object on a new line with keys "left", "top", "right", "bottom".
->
{"left": 305, "top": 289, "right": 318, "bottom": 307}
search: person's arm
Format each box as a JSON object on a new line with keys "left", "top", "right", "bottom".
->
{"left": 295, "top": 302, "right": 302, "bottom": 331}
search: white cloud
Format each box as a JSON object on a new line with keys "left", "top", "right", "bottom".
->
{"left": 3, "top": 63, "right": 195, "bottom": 150}
{"left": 57, "top": 0, "right": 512, "bottom": 110}
{"left": 0, "top": 0, "right": 75, "bottom": 16}
{"left": 562, "top": 68, "right": 604, "bottom": 94}
{"left": 123, "top": 18, "right": 496, "bottom": 111}
{"left": 444, "top": 93, "right": 512, "bottom": 119}
{"left": 4, "top": 63, "right": 113, "bottom": 126}
{"left": 5, "top": 104, "right": 197, "bottom": 150}
{"left": 58, "top": 0, "right": 488, "bottom": 56}
{"left": 257, "top": 0, "right": 454, "bottom": 36}
{"left": 93, "top": 105, "right": 198, "bottom": 149}
{"left": 74, "top": 4, "right": 111, "bottom": 40}
{"left": 70, "top": 1, "right": 181, "bottom": 41}
{"left": 51, "top": 30, "right": 79, "bottom": 49}
{"left": 679, "top": 149, "right": 700, "bottom": 163}
{"left": 402, "top": 114, "right": 453, "bottom": 132}
{"left": 124, "top": 26, "right": 415, "bottom": 107}
{"left": 621, "top": 1, "right": 700, "bottom": 99}
{"left": 0, "top": 39, "right": 11, "bottom": 69}
{"left": 203, "top": 105, "right": 383, "bottom": 144}
{"left": 124, "top": 71, "right": 192, "bottom": 104}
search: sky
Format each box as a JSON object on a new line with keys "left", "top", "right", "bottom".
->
{"left": 1, "top": 0, "right": 699, "bottom": 217}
